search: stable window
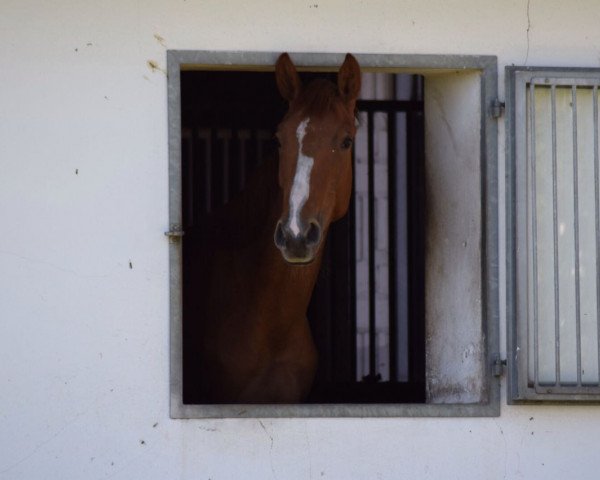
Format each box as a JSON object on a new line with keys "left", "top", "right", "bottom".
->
{"left": 167, "top": 52, "right": 500, "bottom": 417}
{"left": 506, "top": 67, "right": 600, "bottom": 403}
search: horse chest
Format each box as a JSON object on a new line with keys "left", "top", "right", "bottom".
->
{"left": 236, "top": 334, "right": 317, "bottom": 403}
{"left": 206, "top": 314, "right": 317, "bottom": 403}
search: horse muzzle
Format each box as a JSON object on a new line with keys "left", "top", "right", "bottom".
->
{"left": 274, "top": 219, "right": 322, "bottom": 264}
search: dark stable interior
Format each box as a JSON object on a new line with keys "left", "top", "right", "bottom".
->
{"left": 180, "top": 69, "right": 425, "bottom": 404}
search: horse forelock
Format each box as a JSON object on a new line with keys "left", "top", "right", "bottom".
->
{"left": 293, "top": 79, "right": 350, "bottom": 119}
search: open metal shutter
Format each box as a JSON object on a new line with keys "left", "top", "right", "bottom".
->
{"left": 507, "top": 67, "right": 600, "bottom": 402}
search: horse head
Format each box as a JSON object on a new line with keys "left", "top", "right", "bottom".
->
{"left": 273, "top": 53, "right": 361, "bottom": 264}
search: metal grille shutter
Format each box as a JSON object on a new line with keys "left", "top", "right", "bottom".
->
{"left": 507, "top": 67, "right": 600, "bottom": 402}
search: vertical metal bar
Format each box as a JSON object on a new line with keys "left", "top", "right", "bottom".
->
{"left": 256, "top": 130, "right": 263, "bottom": 166}
{"left": 349, "top": 136, "right": 358, "bottom": 382}
{"left": 551, "top": 84, "right": 561, "bottom": 385}
{"left": 211, "top": 127, "right": 219, "bottom": 210}
{"left": 387, "top": 110, "right": 398, "bottom": 382}
{"left": 200, "top": 129, "right": 212, "bottom": 213}
{"left": 407, "top": 80, "right": 426, "bottom": 389}
{"left": 222, "top": 130, "right": 230, "bottom": 204}
{"left": 182, "top": 128, "right": 194, "bottom": 227}
{"left": 572, "top": 85, "right": 582, "bottom": 385}
{"left": 238, "top": 130, "right": 247, "bottom": 190}
{"left": 594, "top": 85, "right": 600, "bottom": 385}
{"left": 367, "top": 110, "right": 377, "bottom": 381}
{"left": 530, "top": 83, "right": 540, "bottom": 387}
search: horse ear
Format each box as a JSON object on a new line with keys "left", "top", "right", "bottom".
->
{"left": 276, "top": 53, "right": 301, "bottom": 102}
{"left": 338, "top": 53, "right": 361, "bottom": 105}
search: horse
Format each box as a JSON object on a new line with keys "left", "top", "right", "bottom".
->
{"left": 185, "top": 53, "right": 361, "bottom": 404}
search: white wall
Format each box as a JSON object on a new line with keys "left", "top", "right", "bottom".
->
{"left": 424, "top": 72, "right": 484, "bottom": 404}
{"left": 2, "top": 1, "right": 600, "bottom": 479}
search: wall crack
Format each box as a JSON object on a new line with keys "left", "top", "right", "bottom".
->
{"left": 258, "top": 420, "right": 276, "bottom": 479}
{"left": 525, "top": 0, "right": 532, "bottom": 65}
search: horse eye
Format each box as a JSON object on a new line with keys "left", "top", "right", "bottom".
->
{"left": 341, "top": 136, "right": 353, "bottom": 150}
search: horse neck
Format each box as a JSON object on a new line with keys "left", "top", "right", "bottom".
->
{"left": 250, "top": 161, "right": 324, "bottom": 327}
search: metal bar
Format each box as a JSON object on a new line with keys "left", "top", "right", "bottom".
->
{"left": 211, "top": 127, "right": 220, "bottom": 210}
{"left": 387, "top": 111, "right": 398, "bottom": 382}
{"left": 199, "top": 129, "right": 212, "bottom": 213}
{"left": 531, "top": 77, "right": 600, "bottom": 88}
{"left": 367, "top": 110, "right": 377, "bottom": 381}
{"left": 572, "top": 85, "right": 582, "bottom": 386}
{"left": 529, "top": 83, "right": 540, "bottom": 388}
{"left": 526, "top": 384, "right": 600, "bottom": 395}
{"left": 594, "top": 85, "right": 600, "bottom": 384}
{"left": 220, "top": 130, "right": 230, "bottom": 204}
{"left": 166, "top": 52, "right": 184, "bottom": 418}
{"left": 238, "top": 130, "right": 248, "bottom": 190}
{"left": 349, "top": 140, "right": 358, "bottom": 383}
{"left": 551, "top": 84, "right": 561, "bottom": 385}
{"left": 407, "top": 77, "right": 426, "bottom": 387}
{"left": 182, "top": 128, "right": 194, "bottom": 227}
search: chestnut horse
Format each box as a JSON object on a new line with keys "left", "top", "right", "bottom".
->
{"left": 188, "top": 53, "right": 361, "bottom": 403}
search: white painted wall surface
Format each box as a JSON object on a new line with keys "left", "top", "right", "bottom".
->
{"left": 2, "top": 1, "right": 600, "bottom": 478}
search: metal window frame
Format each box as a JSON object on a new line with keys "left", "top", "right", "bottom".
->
{"left": 506, "top": 66, "right": 600, "bottom": 403}
{"left": 168, "top": 51, "right": 500, "bottom": 418}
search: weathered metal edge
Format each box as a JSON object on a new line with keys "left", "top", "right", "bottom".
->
{"left": 167, "top": 50, "right": 500, "bottom": 418}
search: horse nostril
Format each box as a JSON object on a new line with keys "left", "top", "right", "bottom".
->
{"left": 306, "top": 221, "right": 321, "bottom": 246}
{"left": 274, "top": 221, "right": 286, "bottom": 248}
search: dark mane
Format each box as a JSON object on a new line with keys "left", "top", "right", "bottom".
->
{"left": 294, "top": 79, "right": 348, "bottom": 118}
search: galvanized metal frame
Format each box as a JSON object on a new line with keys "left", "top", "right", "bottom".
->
{"left": 168, "top": 50, "right": 500, "bottom": 418}
{"left": 506, "top": 66, "right": 600, "bottom": 403}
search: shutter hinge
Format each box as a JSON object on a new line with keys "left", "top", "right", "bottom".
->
{"left": 164, "top": 224, "right": 185, "bottom": 243}
{"left": 492, "top": 355, "right": 507, "bottom": 377}
{"left": 491, "top": 98, "right": 505, "bottom": 119}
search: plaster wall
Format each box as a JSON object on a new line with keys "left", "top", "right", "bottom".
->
{"left": 2, "top": 1, "right": 600, "bottom": 479}
{"left": 425, "top": 72, "right": 484, "bottom": 404}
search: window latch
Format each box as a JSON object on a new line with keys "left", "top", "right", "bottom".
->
{"left": 492, "top": 355, "right": 507, "bottom": 377}
{"left": 491, "top": 98, "right": 505, "bottom": 119}
{"left": 165, "top": 224, "right": 185, "bottom": 243}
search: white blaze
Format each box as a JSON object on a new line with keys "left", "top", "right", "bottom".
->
{"left": 288, "top": 118, "right": 313, "bottom": 236}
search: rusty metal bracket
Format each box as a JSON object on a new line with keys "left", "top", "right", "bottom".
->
{"left": 492, "top": 355, "right": 507, "bottom": 377}
{"left": 164, "top": 224, "right": 184, "bottom": 243}
{"left": 491, "top": 98, "right": 505, "bottom": 119}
